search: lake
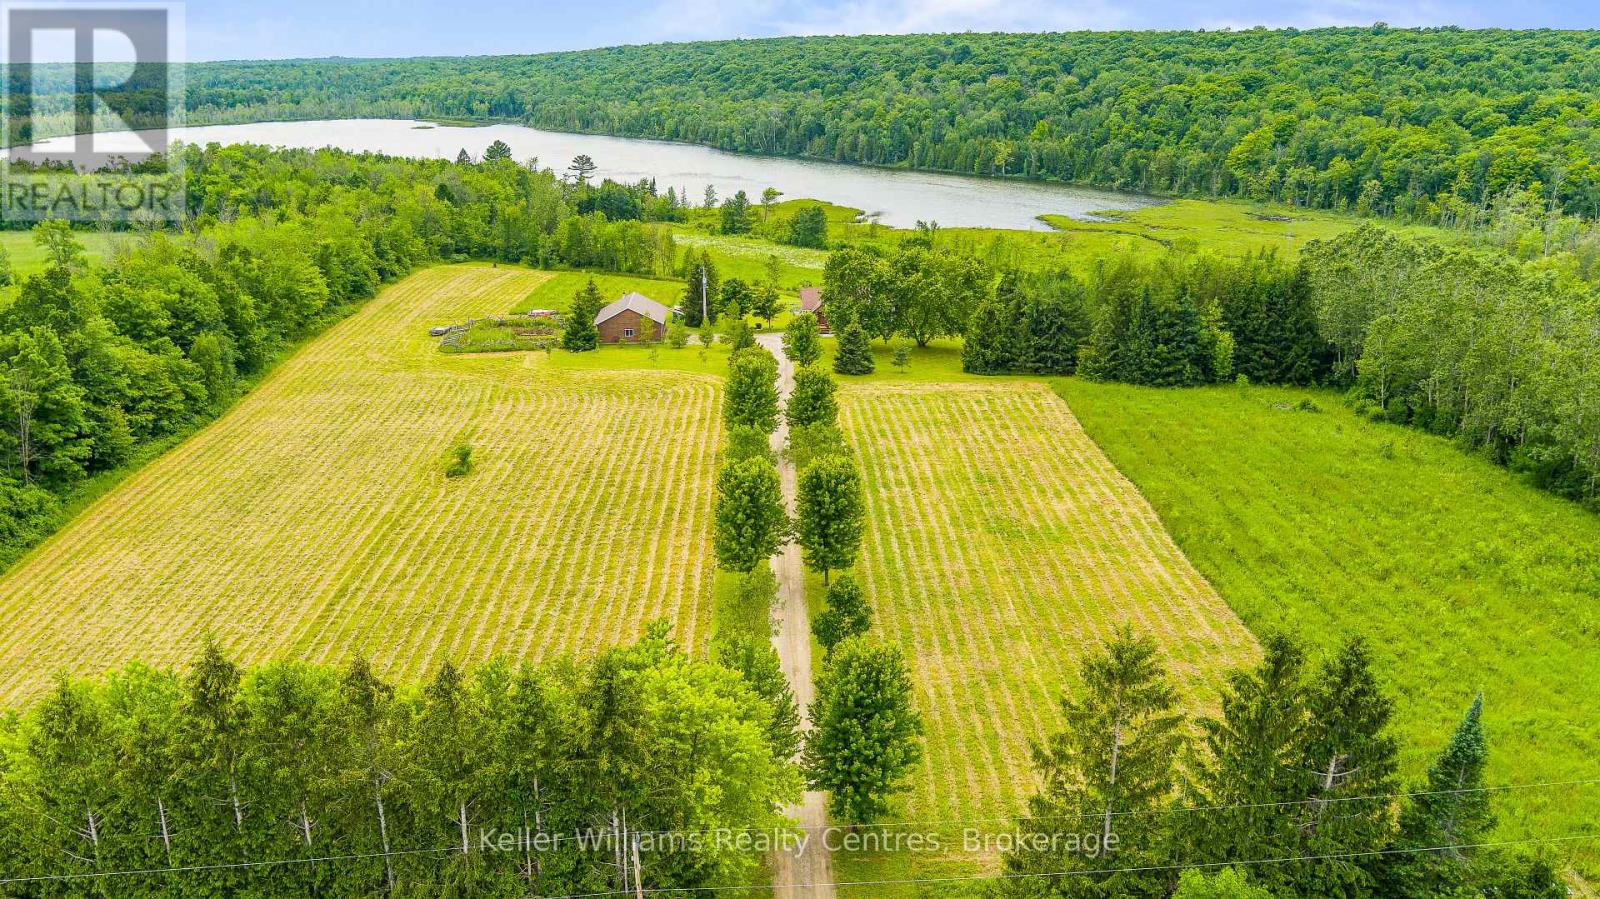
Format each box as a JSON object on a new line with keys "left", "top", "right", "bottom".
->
{"left": 28, "top": 119, "right": 1161, "bottom": 230}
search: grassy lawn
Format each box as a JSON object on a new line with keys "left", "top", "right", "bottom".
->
{"left": 511, "top": 269, "right": 684, "bottom": 313}
{"left": 832, "top": 381, "right": 1259, "bottom": 895}
{"left": 1054, "top": 378, "right": 1600, "bottom": 871}
{"left": 0, "top": 264, "right": 724, "bottom": 705}
{"left": 0, "top": 228, "right": 118, "bottom": 281}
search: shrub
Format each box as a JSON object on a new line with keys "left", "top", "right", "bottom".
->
{"left": 443, "top": 443, "right": 473, "bottom": 478}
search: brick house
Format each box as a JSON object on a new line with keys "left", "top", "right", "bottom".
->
{"left": 798, "top": 287, "right": 830, "bottom": 333}
{"left": 594, "top": 292, "right": 670, "bottom": 343}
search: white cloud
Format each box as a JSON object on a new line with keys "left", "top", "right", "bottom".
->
{"left": 644, "top": 0, "right": 1134, "bottom": 41}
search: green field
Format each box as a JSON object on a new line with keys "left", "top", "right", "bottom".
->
{"left": 1054, "top": 378, "right": 1600, "bottom": 865}
{"left": 0, "top": 229, "right": 118, "bottom": 281}
{"left": 512, "top": 269, "right": 686, "bottom": 313}
{"left": 0, "top": 264, "right": 725, "bottom": 704}
{"left": 831, "top": 381, "right": 1259, "bottom": 895}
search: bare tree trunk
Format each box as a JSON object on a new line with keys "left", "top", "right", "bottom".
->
{"left": 631, "top": 831, "right": 646, "bottom": 899}
{"left": 157, "top": 797, "right": 173, "bottom": 862}
{"left": 229, "top": 775, "right": 244, "bottom": 832}
{"left": 525, "top": 778, "right": 544, "bottom": 892}
{"left": 612, "top": 807, "right": 627, "bottom": 891}
{"left": 458, "top": 801, "right": 470, "bottom": 854}
{"left": 1103, "top": 714, "right": 1121, "bottom": 849}
{"left": 374, "top": 788, "right": 395, "bottom": 892}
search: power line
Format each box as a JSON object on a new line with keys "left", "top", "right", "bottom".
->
{"left": 535, "top": 832, "right": 1600, "bottom": 899}
{"left": 0, "top": 846, "right": 455, "bottom": 887}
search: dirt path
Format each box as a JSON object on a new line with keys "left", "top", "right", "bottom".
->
{"left": 757, "top": 332, "right": 837, "bottom": 899}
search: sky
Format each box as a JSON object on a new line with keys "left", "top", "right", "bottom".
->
{"left": 184, "top": 0, "right": 1596, "bottom": 61}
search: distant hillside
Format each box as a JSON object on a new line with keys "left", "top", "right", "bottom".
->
{"left": 21, "top": 29, "right": 1600, "bottom": 217}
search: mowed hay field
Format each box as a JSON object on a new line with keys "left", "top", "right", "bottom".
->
{"left": 0, "top": 264, "right": 722, "bottom": 705}
{"left": 834, "top": 381, "right": 1259, "bottom": 892}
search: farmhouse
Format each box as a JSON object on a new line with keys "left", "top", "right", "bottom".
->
{"left": 594, "top": 292, "right": 670, "bottom": 343}
{"left": 798, "top": 287, "right": 830, "bottom": 333}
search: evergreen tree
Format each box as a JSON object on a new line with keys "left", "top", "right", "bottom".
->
{"left": 562, "top": 277, "right": 604, "bottom": 352}
{"left": 498, "top": 665, "right": 581, "bottom": 894}
{"left": 786, "top": 365, "right": 838, "bottom": 429}
{"left": 178, "top": 639, "right": 256, "bottom": 888}
{"left": 242, "top": 662, "right": 339, "bottom": 883}
{"left": 680, "top": 252, "right": 721, "bottom": 328}
{"left": 963, "top": 294, "right": 1014, "bottom": 374}
{"left": 1285, "top": 637, "right": 1399, "bottom": 895}
{"left": 720, "top": 190, "right": 754, "bottom": 234}
{"left": 787, "top": 206, "right": 829, "bottom": 248}
{"left": 712, "top": 457, "right": 788, "bottom": 571}
{"left": 1077, "top": 258, "right": 1143, "bottom": 382}
{"left": 334, "top": 658, "right": 405, "bottom": 894}
{"left": 783, "top": 313, "right": 823, "bottom": 368}
{"left": 567, "top": 154, "right": 597, "bottom": 183}
{"left": 795, "top": 453, "right": 865, "bottom": 583}
{"left": 804, "top": 638, "right": 923, "bottom": 824}
{"left": 832, "top": 318, "right": 875, "bottom": 375}
{"left": 1384, "top": 694, "right": 1494, "bottom": 896}
{"left": 811, "top": 574, "right": 872, "bottom": 656}
{"left": 483, "top": 139, "right": 513, "bottom": 161}
{"left": 1185, "top": 632, "right": 1308, "bottom": 887}
{"left": 1141, "top": 293, "right": 1208, "bottom": 387}
{"left": 1018, "top": 276, "right": 1090, "bottom": 375}
{"left": 454, "top": 148, "right": 473, "bottom": 165}
{"left": 1002, "top": 625, "right": 1185, "bottom": 898}
{"left": 720, "top": 278, "right": 754, "bottom": 318}
{"left": 21, "top": 675, "right": 118, "bottom": 880}
{"left": 724, "top": 348, "right": 779, "bottom": 432}
{"left": 407, "top": 660, "right": 496, "bottom": 890}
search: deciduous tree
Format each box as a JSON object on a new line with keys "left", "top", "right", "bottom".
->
{"left": 712, "top": 457, "right": 788, "bottom": 571}
{"left": 795, "top": 453, "right": 864, "bottom": 582}
{"left": 804, "top": 638, "right": 923, "bottom": 824}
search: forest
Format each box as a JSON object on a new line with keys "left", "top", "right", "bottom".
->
{"left": 809, "top": 226, "right": 1599, "bottom": 505}
{"left": 18, "top": 29, "right": 1600, "bottom": 222}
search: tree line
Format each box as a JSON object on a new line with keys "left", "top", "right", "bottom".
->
{"left": 0, "top": 142, "right": 688, "bottom": 566}
{"left": 28, "top": 31, "right": 1600, "bottom": 224}
{"left": 813, "top": 225, "right": 1598, "bottom": 505}
{"left": 999, "top": 627, "right": 1564, "bottom": 899}
{"left": 712, "top": 316, "right": 925, "bottom": 826}
{"left": 0, "top": 628, "right": 803, "bottom": 896}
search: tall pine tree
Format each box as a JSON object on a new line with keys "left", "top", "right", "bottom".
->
{"left": 1002, "top": 625, "right": 1186, "bottom": 898}
{"left": 1383, "top": 694, "right": 1493, "bottom": 896}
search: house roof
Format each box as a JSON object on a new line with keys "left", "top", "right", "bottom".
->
{"left": 798, "top": 287, "right": 824, "bottom": 312}
{"left": 594, "top": 292, "right": 671, "bottom": 327}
